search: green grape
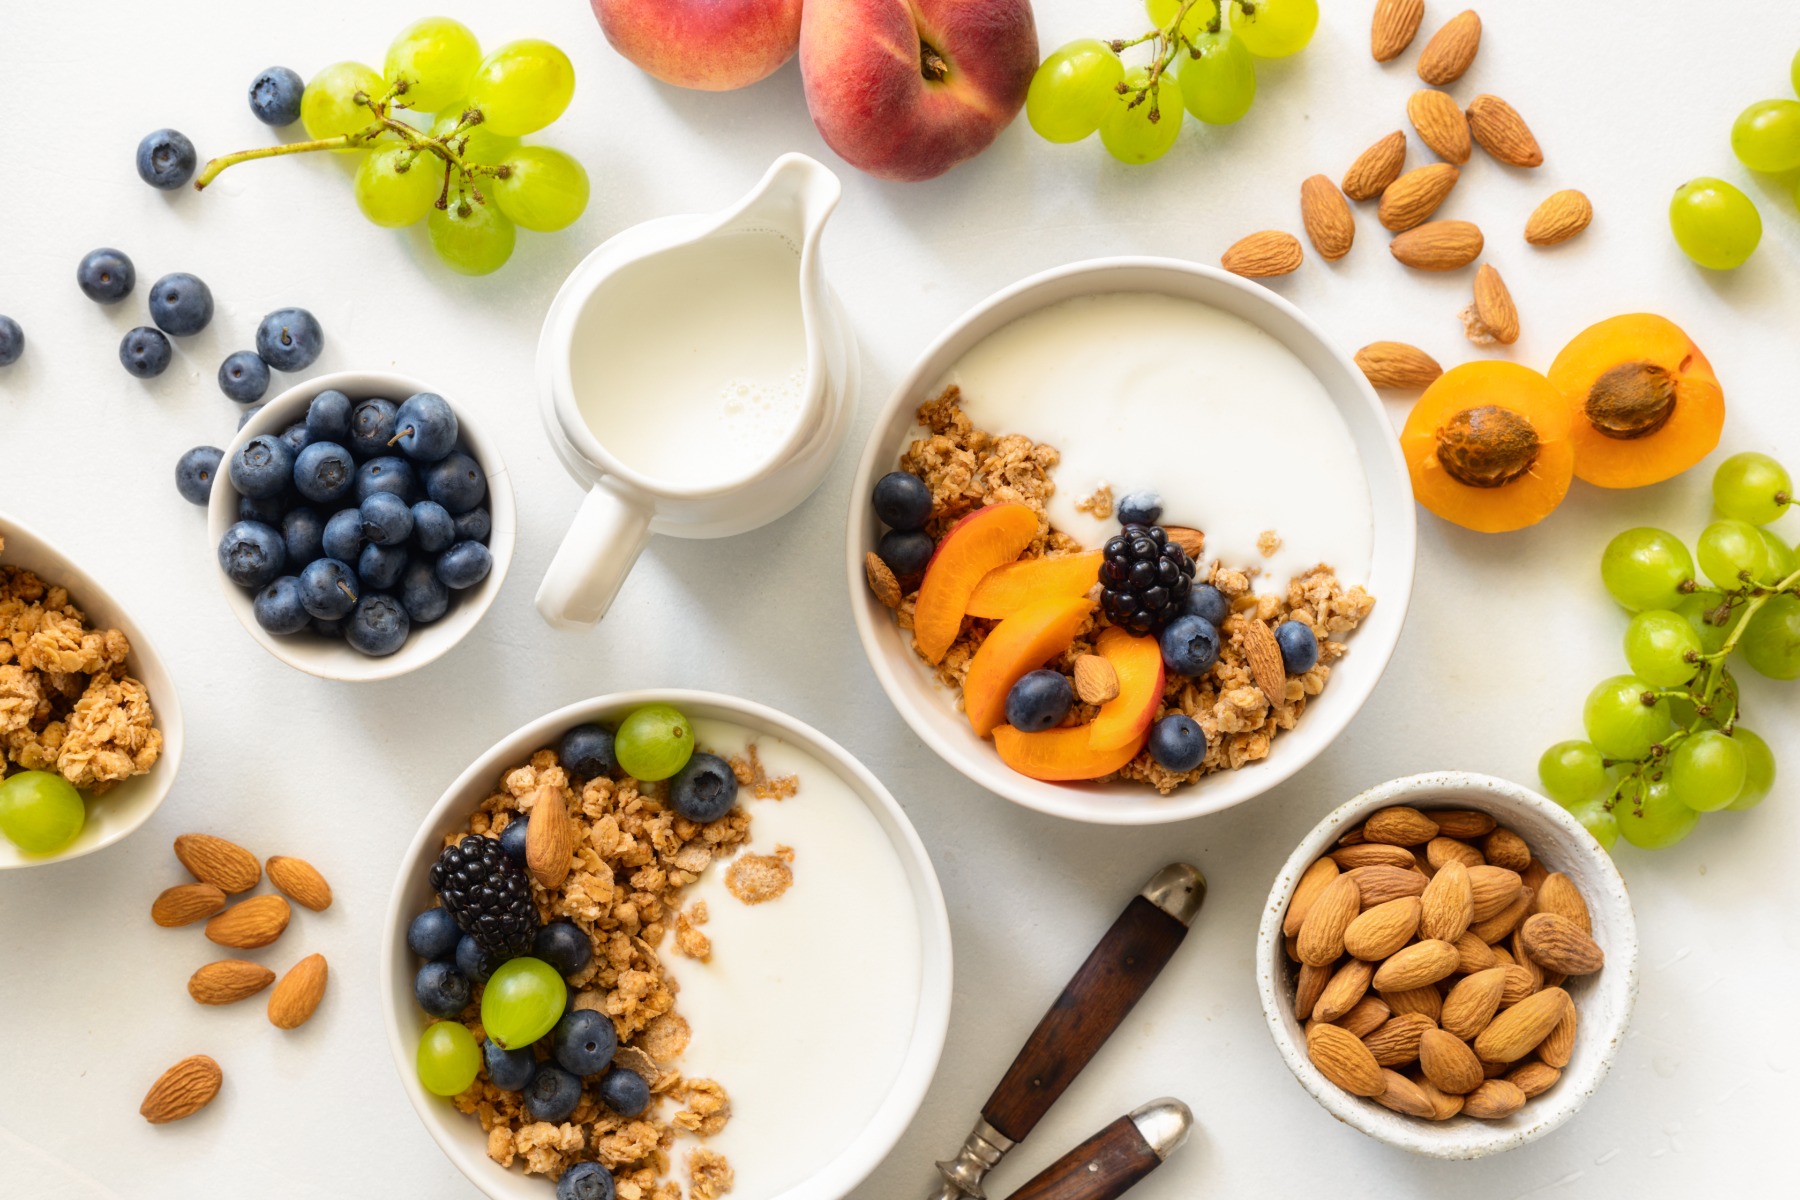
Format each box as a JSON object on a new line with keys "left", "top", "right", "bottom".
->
{"left": 0, "top": 770, "right": 84, "bottom": 855}
{"left": 1582, "top": 675, "right": 1675, "bottom": 761}
{"left": 1229, "top": 0, "right": 1318, "bottom": 58}
{"left": 1539, "top": 740, "right": 1610, "bottom": 808}
{"left": 1712, "top": 451, "right": 1792, "bottom": 526}
{"left": 354, "top": 143, "right": 440, "bottom": 227}
{"left": 416, "top": 1020, "right": 481, "bottom": 1096}
{"left": 1100, "top": 70, "right": 1185, "bottom": 165}
{"left": 1727, "top": 727, "right": 1775, "bottom": 811}
{"left": 1669, "top": 177, "right": 1761, "bottom": 271}
{"left": 480, "top": 958, "right": 567, "bottom": 1049}
{"left": 1759, "top": 527, "right": 1797, "bottom": 580}
{"left": 1697, "top": 518, "right": 1774, "bottom": 588}
{"left": 1794, "top": 46, "right": 1800, "bottom": 98}
{"left": 1147, "top": 0, "right": 1222, "bottom": 38}
{"left": 491, "top": 146, "right": 589, "bottom": 232}
{"left": 301, "top": 61, "right": 385, "bottom": 144}
{"left": 468, "top": 40, "right": 575, "bottom": 137}
{"left": 1180, "top": 32, "right": 1256, "bottom": 124}
{"left": 1600, "top": 527, "right": 1694, "bottom": 611}
{"left": 1731, "top": 98, "right": 1800, "bottom": 173}
{"left": 428, "top": 188, "right": 516, "bottom": 275}
{"left": 1622, "top": 609, "right": 1703, "bottom": 688}
{"left": 1026, "top": 40, "right": 1126, "bottom": 143}
{"left": 385, "top": 16, "right": 482, "bottom": 113}
{"left": 1668, "top": 729, "right": 1746, "bottom": 812}
{"left": 1742, "top": 594, "right": 1800, "bottom": 679}
{"left": 614, "top": 704, "right": 695, "bottom": 781}
{"left": 1616, "top": 776, "right": 1700, "bottom": 849}
{"left": 1674, "top": 593, "right": 1732, "bottom": 656}
{"left": 1568, "top": 796, "right": 1620, "bottom": 852}
{"left": 428, "top": 113, "right": 519, "bottom": 166}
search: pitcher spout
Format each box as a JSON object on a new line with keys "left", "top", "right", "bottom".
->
{"left": 728, "top": 152, "right": 841, "bottom": 251}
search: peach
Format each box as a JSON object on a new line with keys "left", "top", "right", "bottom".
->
{"left": 962, "top": 595, "right": 1095, "bottom": 737}
{"left": 799, "top": 0, "right": 1039, "bottom": 182}
{"left": 965, "top": 550, "right": 1103, "bottom": 620}
{"left": 995, "top": 722, "right": 1147, "bottom": 783}
{"left": 1087, "top": 627, "right": 1165, "bottom": 752}
{"left": 912, "top": 502, "right": 1038, "bottom": 665}
{"left": 592, "top": 0, "right": 803, "bottom": 91}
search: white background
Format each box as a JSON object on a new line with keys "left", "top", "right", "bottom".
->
{"left": 2, "top": 1, "right": 1796, "bottom": 1196}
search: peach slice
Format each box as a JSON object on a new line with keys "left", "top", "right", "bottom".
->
{"left": 965, "top": 550, "right": 1103, "bottom": 620}
{"left": 912, "top": 502, "right": 1038, "bottom": 665}
{"left": 995, "top": 722, "right": 1147, "bottom": 782}
{"left": 962, "top": 594, "right": 1096, "bottom": 737}
{"left": 1088, "top": 626, "right": 1165, "bottom": 752}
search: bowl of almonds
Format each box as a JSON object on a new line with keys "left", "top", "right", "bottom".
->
{"left": 1256, "top": 771, "right": 1638, "bottom": 1158}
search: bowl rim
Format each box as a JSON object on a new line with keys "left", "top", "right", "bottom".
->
{"left": 380, "top": 689, "right": 954, "bottom": 1200}
{"left": 0, "top": 509, "right": 184, "bottom": 869}
{"left": 1254, "top": 771, "right": 1641, "bottom": 1159}
{"left": 845, "top": 255, "right": 1417, "bottom": 826}
{"left": 206, "top": 369, "right": 515, "bottom": 683}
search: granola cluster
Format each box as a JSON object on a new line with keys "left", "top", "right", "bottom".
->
{"left": 0, "top": 534, "right": 162, "bottom": 792}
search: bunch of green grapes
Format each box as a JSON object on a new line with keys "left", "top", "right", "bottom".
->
{"left": 197, "top": 19, "right": 589, "bottom": 275}
{"left": 1669, "top": 45, "right": 1800, "bottom": 270}
{"left": 1025, "top": 0, "right": 1317, "bottom": 166}
{"left": 1539, "top": 451, "right": 1795, "bottom": 852}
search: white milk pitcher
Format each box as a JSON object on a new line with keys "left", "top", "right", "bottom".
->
{"left": 534, "top": 153, "right": 857, "bottom": 628}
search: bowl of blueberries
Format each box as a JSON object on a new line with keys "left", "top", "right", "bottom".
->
{"left": 206, "top": 370, "right": 514, "bottom": 681}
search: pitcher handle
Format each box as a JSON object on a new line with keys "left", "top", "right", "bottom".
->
{"left": 535, "top": 485, "right": 652, "bottom": 629}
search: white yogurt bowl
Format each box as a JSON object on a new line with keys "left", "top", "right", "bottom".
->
{"left": 847, "top": 258, "right": 1415, "bottom": 826}
{"left": 206, "top": 370, "right": 514, "bottom": 682}
{"left": 0, "top": 511, "right": 183, "bottom": 868}
{"left": 1256, "top": 772, "right": 1639, "bottom": 1159}
{"left": 382, "top": 690, "right": 952, "bottom": 1200}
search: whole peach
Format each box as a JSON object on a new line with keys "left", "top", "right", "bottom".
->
{"left": 592, "top": 0, "right": 803, "bottom": 91}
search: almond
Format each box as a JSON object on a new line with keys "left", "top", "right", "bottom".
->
{"left": 1475, "top": 987, "right": 1569, "bottom": 1063}
{"left": 1471, "top": 886, "right": 1533, "bottom": 944}
{"left": 1072, "top": 655, "right": 1119, "bottom": 705}
{"left": 1419, "top": 859, "right": 1475, "bottom": 943}
{"left": 1162, "top": 526, "right": 1205, "bottom": 559}
{"left": 1534, "top": 872, "right": 1592, "bottom": 934}
{"left": 1518, "top": 913, "right": 1605, "bottom": 975}
{"left": 1417, "top": 10, "right": 1481, "bottom": 85}
{"left": 1363, "top": 806, "right": 1440, "bottom": 847}
{"left": 1521, "top": 857, "right": 1550, "bottom": 895}
{"left": 525, "top": 784, "right": 573, "bottom": 891}
{"left": 1539, "top": 994, "right": 1577, "bottom": 1068}
{"left": 174, "top": 833, "right": 261, "bottom": 894}
{"left": 268, "top": 953, "right": 329, "bottom": 1030}
{"left": 1378, "top": 163, "right": 1460, "bottom": 232}
{"left": 1222, "top": 230, "right": 1304, "bottom": 278}
{"left": 1451, "top": 930, "right": 1498, "bottom": 975}
{"left": 1414, "top": 1073, "right": 1466, "bottom": 1120}
{"left": 1363, "top": 1012, "right": 1436, "bottom": 1067}
{"left": 1419, "top": 1027, "right": 1485, "bottom": 1094}
{"left": 1328, "top": 843, "right": 1417, "bottom": 871}
{"left": 1297, "top": 873, "right": 1362, "bottom": 966}
{"left": 1508, "top": 1061, "right": 1561, "bottom": 1098}
{"left": 865, "top": 551, "right": 901, "bottom": 608}
{"left": 1468, "top": 94, "right": 1543, "bottom": 167}
{"left": 1343, "top": 131, "right": 1408, "bottom": 201}
{"left": 1308, "top": 1022, "right": 1386, "bottom": 1097}
{"left": 1525, "top": 189, "right": 1593, "bottom": 246}
{"left": 1431, "top": 809, "right": 1497, "bottom": 839}
{"left": 1371, "top": 0, "right": 1426, "bottom": 62}
{"left": 1498, "top": 963, "right": 1539, "bottom": 1007}
{"left": 1240, "top": 616, "right": 1288, "bottom": 703}
{"left": 1441, "top": 967, "right": 1508, "bottom": 1039}
{"left": 1300, "top": 174, "right": 1355, "bottom": 261}
{"left": 1462, "top": 1078, "right": 1526, "bottom": 1119}
{"left": 1511, "top": 926, "right": 1543, "bottom": 994}
{"left": 1467, "top": 866, "right": 1524, "bottom": 921}
{"left": 1353, "top": 341, "right": 1442, "bottom": 390}
{"left": 1373, "top": 938, "right": 1460, "bottom": 992}
{"left": 151, "top": 882, "right": 227, "bottom": 928}
{"left": 1490, "top": 944, "right": 1515, "bottom": 967}
{"left": 1379, "top": 986, "right": 1443, "bottom": 1024}
{"left": 1374, "top": 1068, "right": 1437, "bottom": 1117}
{"left": 1347, "top": 864, "right": 1428, "bottom": 907}
{"left": 1285, "top": 934, "right": 1300, "bottom": 962}
{"left": 188, "top": 959, "right": 276, "bottom": 1005}
{"left": 1335, "top": 995, "right": 1392, "bottom": 1038}
{"left": 1390, "top": 220, "right": 1484, "bottom": 271}
{"left": 204, "top": 894, "right": 291, "bottom": 950}
{"left": 265, "top": 856, "right": 333, "bottom": 912}
{"left": 140, "top": 1054, "right": 222, "bottom": 1124}
{"left": 1426, "top": 837, "right": 1485, "bottom": 871}
{"left": 1407, "top": 89, "right": 1472, "bottom": 164}
{"left": 1283, "top": 857, "right": 1340, "bottom": 937}
{"left": 1296, "top": 960, "right": 1332, "bottom": 1019}
{"left": 1336, "top": 824, "right": 1367, "bottom": 846}
{"left": 1462, "top": 263, "right": 1520, "bottom": 346}
{"left": 1344, "top": 897, "right": 1423, "bottom": 962}
{"left": 1313, "top": 958, "right": 1376, "bottom": 1023}
{"left": 1482, "top": 827, "right": 1532, "bottom": 873}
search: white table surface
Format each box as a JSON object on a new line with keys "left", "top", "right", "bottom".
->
{"left": 3, "top": 1, "right": 1795, "bottom": 1196}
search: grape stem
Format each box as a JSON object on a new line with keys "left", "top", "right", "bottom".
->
{"left": 1116, "top": 0, "right": 1235, "bottom": 119}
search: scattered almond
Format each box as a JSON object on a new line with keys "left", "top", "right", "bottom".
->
{"left": 1378, "top": 162, "right": 1460, "bottom": 232}
{"left": 1072, "top": 655, "right": 1119, "bottom": 705}
{"left": 1344, "top": 897, "right": 1423, "bottom": 962}
{"left": 1419, "top": 1027, "right": 1485, "bottom": 1094}
{"left": 1462, "top": 263, "right": 1520, "bottom": 346}
{"left": 1308, "top": 1022, "right": 1387, "bottom": 1097}
{"left": 1390, "top": 220, "right": 1484, "bottom": 271}
{"left": 1300, "top": 174, "right": 1355, "bottom": 261}
{"left": 188, "top": 960, "right": 277, "bottom": 1005}
{"left": 1162, "top": 526, "right": 1205, "bottom": 559}
{"left": 1374, "top": 1068, "right": 1437, "bottom": 1117}
{"left": 1462, "top": 1077, "right": 1526, "bottom": 1119}
{"left": 1240, "top": 617, "right": 1288, "bottom": 704}
{"left": 1407, "top": 89, "right": 1472, "bottom": 164}
{"left": 1354, "top": 341, "right": 1442, "bottom": 390}
{"left": 1518, "top": 913, "right": 1605, "bottom": 975}
{"left": 1297, "top": 873, "right": 1362, "bottom": 966}
{"left": 1417, "top": 10, "right": 1482, "bottom": 85}
{"left": 1441, "top": 967, "right": 1508, "bottom": 1040}
{"left": 1342, "top": 131, "right": 1408, "bottom": 201}
{"left": 204, "top": 894, "right": 291, "bottom": 950}
{"left": 268, "top": 953, "right": 329, "bottom": 1030}
{"left": 1371, "top": 0, "right": 1426, "bottom": 62}
{"left": 1362, "top": 1012, "right": 1436, "bottom": 1067}
{"left": 525, "top": 784, "right": 573, "bottom": 891}
{"left": 1525, "top": 190, "right": 1593, "bottom": 246}
{"left": 151, "top": 882, "right": 227, "bottom": 928}
{"left": 174, "top": 833, "right": 261, "bottom": 894}
{"left": 864, "top": 551, "right": 901, "bottom": 608}
{"left": 1222, "top": 230, "right": 1304, "bottom": 278}
{"left": 140, "top": 1055, "right": 222, "bottom": 1124}
{"left": 265, "top": 856, "right": 333, "bottom": 912}
{"left": 1283, "top": 857, "right": 1340, "bottom": 937}
{"left": 1474, "top": 987, "right": 1570, "bottom": 1063}
{"left": 1467, "top": 94, "right": 1543, "bottom": 167}
{"left": 1364, "top": 806, "right": 1441, "bottom": 847}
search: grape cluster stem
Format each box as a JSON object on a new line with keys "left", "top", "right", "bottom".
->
{"left": 1110, "top": 0, "right": 1235, "bottom": 123}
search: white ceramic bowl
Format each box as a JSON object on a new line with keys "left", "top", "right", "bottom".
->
{"left": 207, "top": 370, "right": 515, "bottom": 682}
{"left": 0, "top": 511, "right": 184, "bottom": 868}
{"left": 1256, "top": 772, "right": 1640, "bottom": 1159}
{"left": 382, "top": 690, "right": 953, "bottom": 1200}
{"left": 847, "top": 258, "right": 1416, "bottom": 826}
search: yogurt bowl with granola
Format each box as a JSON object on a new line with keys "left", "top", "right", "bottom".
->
{"left": 848, "top": 258, "right": 1415, "bottom": 826}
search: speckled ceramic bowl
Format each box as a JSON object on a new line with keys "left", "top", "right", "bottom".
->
{"left": 1256, "top": 772, "right": 1638, "bottom": 1159}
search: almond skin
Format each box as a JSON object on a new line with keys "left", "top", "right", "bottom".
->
{"left": 865, "top": 552, "right": 902, "bottom": 608}
{"left": 188, "top": 959, "right": 277, "bottom": 1005}
{"left": 1343, "top": 131, "right": 1408, "bottom": 201}
{"left": 1371, "top": 0, "right": 1426, "bottom": 62}
{"left": 1468, "top": 94, "right": 1544, "bottom": 167}
{"left": 1378, "top": 163, "right": 1460, "bottom": 232}
{"left": 265, "top": 856, "right": 333, "bottom": 912}
{"left": 140, "top": 1055, "right": 222, "bottom": 1124}
{"left": 1482, "top": 828, "right": 1532, "bottom": 872}
{"left": 1313, "top": 958, "right": 1376, "bottom": 1023}
{"left": 1463, "top": 263, "right": 1521, "bottom": 346}
{"left": 1475, "top": 987, "right": 1570, "bottom": 1063}
{"left": 1347, "top": 864, "right": 1428, "bottom": 907}
{"left": 1390, "top": 220, "right": 1484, "bottom": 271}
{"left": 1414, "top": 1074, "right": 1466, "bottom": 1120}
{"left": 1362, "top": 1012, "right": 1437, "bottom": 1067}
{"left": 1222, "top": 230, "right": 1304, "bottom": 278}
{"left": 1162, "top": 526, "right": 1205, "bottom": 560}
{"left": 1308, "top": 1022, "right": 1387, "bottom": 1097}
{"left": 1420, "top": 859, "right": 1476, "bottom": 943}
{"left": 1408, "top": 89, "right": 1472, "bottom": 164}
{"left": 1534, "top": 872, "right": 1592, "bottom": 933}
{"left": 1372, "top": 938, "right": 1461, "bottom": 992}
{"left": 1525, "top": 190, "right": 1593, "bottom": 246}
{"left": 1468, "top": 866, "right": 1525, "bottom": 921}
{"left": 268, "top": 953, "right": 329, "bottom": 1030}
{"left": 1518, "top": 912, "right": 1606, "bottom": 975}
{"left": 1373, "top": 1068, "right": 1437, "bottom": 1117}
{"left": 1451, "top": 930, "right": 1498, "bottom": 975}
{"left": 1300, "top": 174, "right": 1355, "bottom": 260}
{"left": 1344, "top": 897, "right": 1423, "bottom": 962}
{"left": 1462, "top": 1078, "right": 1527, "bottom": 1119}
{"left": 1419, "top": 1027, "right": 1485, "bottom": 1094}
{"left": 1283, "top": 857, "right": 1340, "bottom": 937}
{"left": 1426, "top": 837, "right": 1485, "bottom": 871}
{"left": 1499, "top": 962, "right": 1540, "bottom": 1006}
{"left": 1379, "top": 985, "right": 1443, "bottom": 1024}
{"left": 204, "top": 894, "right": 291, "bottom": 950}
{"left": 1417, "top": 10, "right": 1482, "bottom": 85}
{"left": 1539, "top": 994, "right": 1578, "bottom": 1068}
{"left": 1354, "top": 342, "right": 1442, "bottom": 390}
{"left": 1441, "top": 967, "right": 1509, "bottom": 1039}
{"left": 151, "top": 882, "right": 227, "bottom": 928}
{"left": 174, "top": 834, "right": 261, "bottom": 894}
{"left": 1073, "top": 655, "right": 1119, "bottom": 704}
{"left": 1329, "top": 843, "right": 1417, "bottom": 871}
{"left": 1364, "top": 806, "right": 1440, "bottom": 846}
{"left": 1335, "top": 995, "right": 1393, "bottom": 1038}
{"left": 1241, "top": 617, "right": 1288, "bottom": 704}
{"left": 1297, "top": 873, "right": 1362, "bottom": 966}
{"left": 1431, "top": 809, "right": 1497, "bottom": 839}
{"left": 1471, "top": 887, "right": 1534, "bottom": 944}
{"left": 525, "top": 784, "right": 573, "bottom": 891}
{"left": 1508, "top": 1061, "right": 1562, "bottom": 1098}
{"left": 1296, "top": 960, "right": 1332, "bottom": 1019}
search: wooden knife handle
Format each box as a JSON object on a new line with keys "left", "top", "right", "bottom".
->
{"left": 999, "top": 1116, "right": 1158, "bottom": 1200}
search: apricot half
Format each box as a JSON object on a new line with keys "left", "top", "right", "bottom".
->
{"left": 966, "top": 550, "right": 1103, "bottom": 619}
{"left": 912, "top": 502, "right": 1039, "bottom": 664}
{"left": 1400, "top": 361, "right": 1575, "bottom": 533}
{"left": 994, "top": 722, "right": 1147, "bottom": 782}
{"left": 1087, "top": 626, "right": 1165, "bottom": 752}
{"left": 1547, "top": 314, "right": 1724, "bottom": 488}
{"left": 962, "top": 594, "right": 1095, "bottom": 737}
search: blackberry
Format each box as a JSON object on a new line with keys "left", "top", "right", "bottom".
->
{"left": 429, "top": 835, "right": 538, "bottom": 959}
{"left": 1100, "top": 524, "right": 1196, "bottom": 636}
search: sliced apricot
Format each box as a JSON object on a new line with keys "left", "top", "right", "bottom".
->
{"left": 994, "top": 722, "right": 1148, "bottom": 782}
{"left": 912, "top": 502, "right": 1039, "bottom": 664}
{"left": 966, "top": 550, "right": 1103, "bottom": 619}
{"left": 1547, "top": 313, "right": 1724, "bottom": 488}
{"left": 1088, "top": 626, "right": 1165, "bottom": 752}
{"left": 962, "top": 594, "right": 1096, "bottom": 737}
{"left": 1400, "top": 361, "right": 1575, "bottom": 533}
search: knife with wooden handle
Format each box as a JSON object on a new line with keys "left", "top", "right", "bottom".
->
{"left": 928, "top": 863, "right": 1206, "bottom": 1200}
{"left": 1000, "top": 1099, "right": 1192, "bottom": 1200}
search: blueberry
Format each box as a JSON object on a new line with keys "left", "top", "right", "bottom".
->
{"left": 136, "top": 128, "right": 196, "bottom": 189}
{"left": 1116, "top": 491, "right": 1164, "bottom": 526}
{"left": 76, "top": 248, "right": 135, "bottom": 304}
{"left": 407, "top": 906, "right": 462, "bottom": 960}
{"left": 1276, "top": 620, "right": 1319, "bottom": 674}
{"left": 348, "top": 397, "right": 398, "bottom": 458}
{"left": 239, "top": 492, "right": 287, "bottom": 525}
{"left": 294, "top": 442, "right": 356, "bottom": 505}
{"left": 455, "top": 934, "right": 496, "bottom": 983}
{"left": 252, "top": 576, "right": 309, "bottom": 634}
{"left": 300, "top": 558, "right": 360, "bottom": 620}
{"left": 238, "top": 404, "right": 265, "bottom": 430}
{"left": 1005, "top": 669, "right": 1073, "bottom": 733}
{"left": 359, "top": 542, "right": 408, "bottom": 590}
{"left": 523, "top": 1065, "right": 582, "bottom": 1123}
{"left": 256, "top": 307, "right": 323, "bottom": 372}
{"left": 230, "top": 434, "right": 296, "bottom": 500}
{"left": 451, "top": 506, "right": 491, "bottom": 544}
{"left": 360, "top": 491, "right": 414, "bottom": 546}
{"left": 596, "top": 1068, "right": 649, "bottom": 1119}
{"left": 550, "top": 1009, "right": 617, "bottom": 1077}
{"left": 322, "top": 508, "right": 367, "bottom": 563}
{"left": 218, "top": 351, "right": 270, "bottom": 403}
{"left": 410, "top": 501, "right": 455, "bottom": 554}
{"left": 559, "top": 725, "right": 616, "bottom": 780}
{"left": 436, "top": 541, "right": 492, "bottom": 590}
{"left": 424, "top": 452, "right": 486, "bottom": 514}
{"left": 414, "top": 961, "right": 472, "bottom": 1018}
{"left": 1159, "top": 614, "right": 1221, "bottom": 677}
{"left": 217, "top": 521, "right": 286, "bottom": 589}
{"left": 149, "top": 272, "right": 213, "bottom": 337}
{"left": 1182, "top": 583, "right": 1229, "bottom": 628}
{"left": 669, "top": 753, "right": 738, "bottom": 824}
{"left": 1148, "top": 713, "right": 1208, "bottom": 772}
{"left": 279, "top": 422, "right": 311, "bottom": 455}
{"left": 356, "top": 456, "right": 419, "bottom": 504}
{"left": 877, "top": 528, "right": 934, "bottom": 580}
{"left": 483, "top": 1038, "right": 538, "bottom": 1092}
{"left": 556, "top": 1161, "right": 616, "bottom": 1200}
{"left": 248, "top": 66, "right": 304, "bottom": 126}
{"left": 281, "top": 506, "right": 326, "bottom": 566}
{"left": 306, "top": 390, "right": 353, "bottom": 442}
{"left": 392, "top": 392, "right": 459, "bottom": 463}
{"left": 499, "top": 817, "right": 530, "bottom": 865}
{"left": 120, "top": 326, "right": 171, "bottom": 378}
{"left": 0, "top": 317, "right": 20, "bottom": 367}
{"left": 872, "top": 471, "right": 932, "bottom": 530}
{"left": 399, "top": 559, "right": 450, "bottom": 624}
{"left": 533, "top": 920, "right": 593, "bottom": 978}
{"left": 346, "top": 592, "right": 409, "bottom": 656}
{"left": 312, "top": 616, "right": 344, "bottom": 638}
{"left": 175, "top": 446, "right": 223, "bottom": 506}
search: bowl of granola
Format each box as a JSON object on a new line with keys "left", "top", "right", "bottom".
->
{"left": 0, "top": 514, "right": 181, "bottom": 867}
{"left": 383, "top": 690, "right": 951, "bottom": 1200}
{"left": 848, "top": 257, "right": 1415, "bottom": 825}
